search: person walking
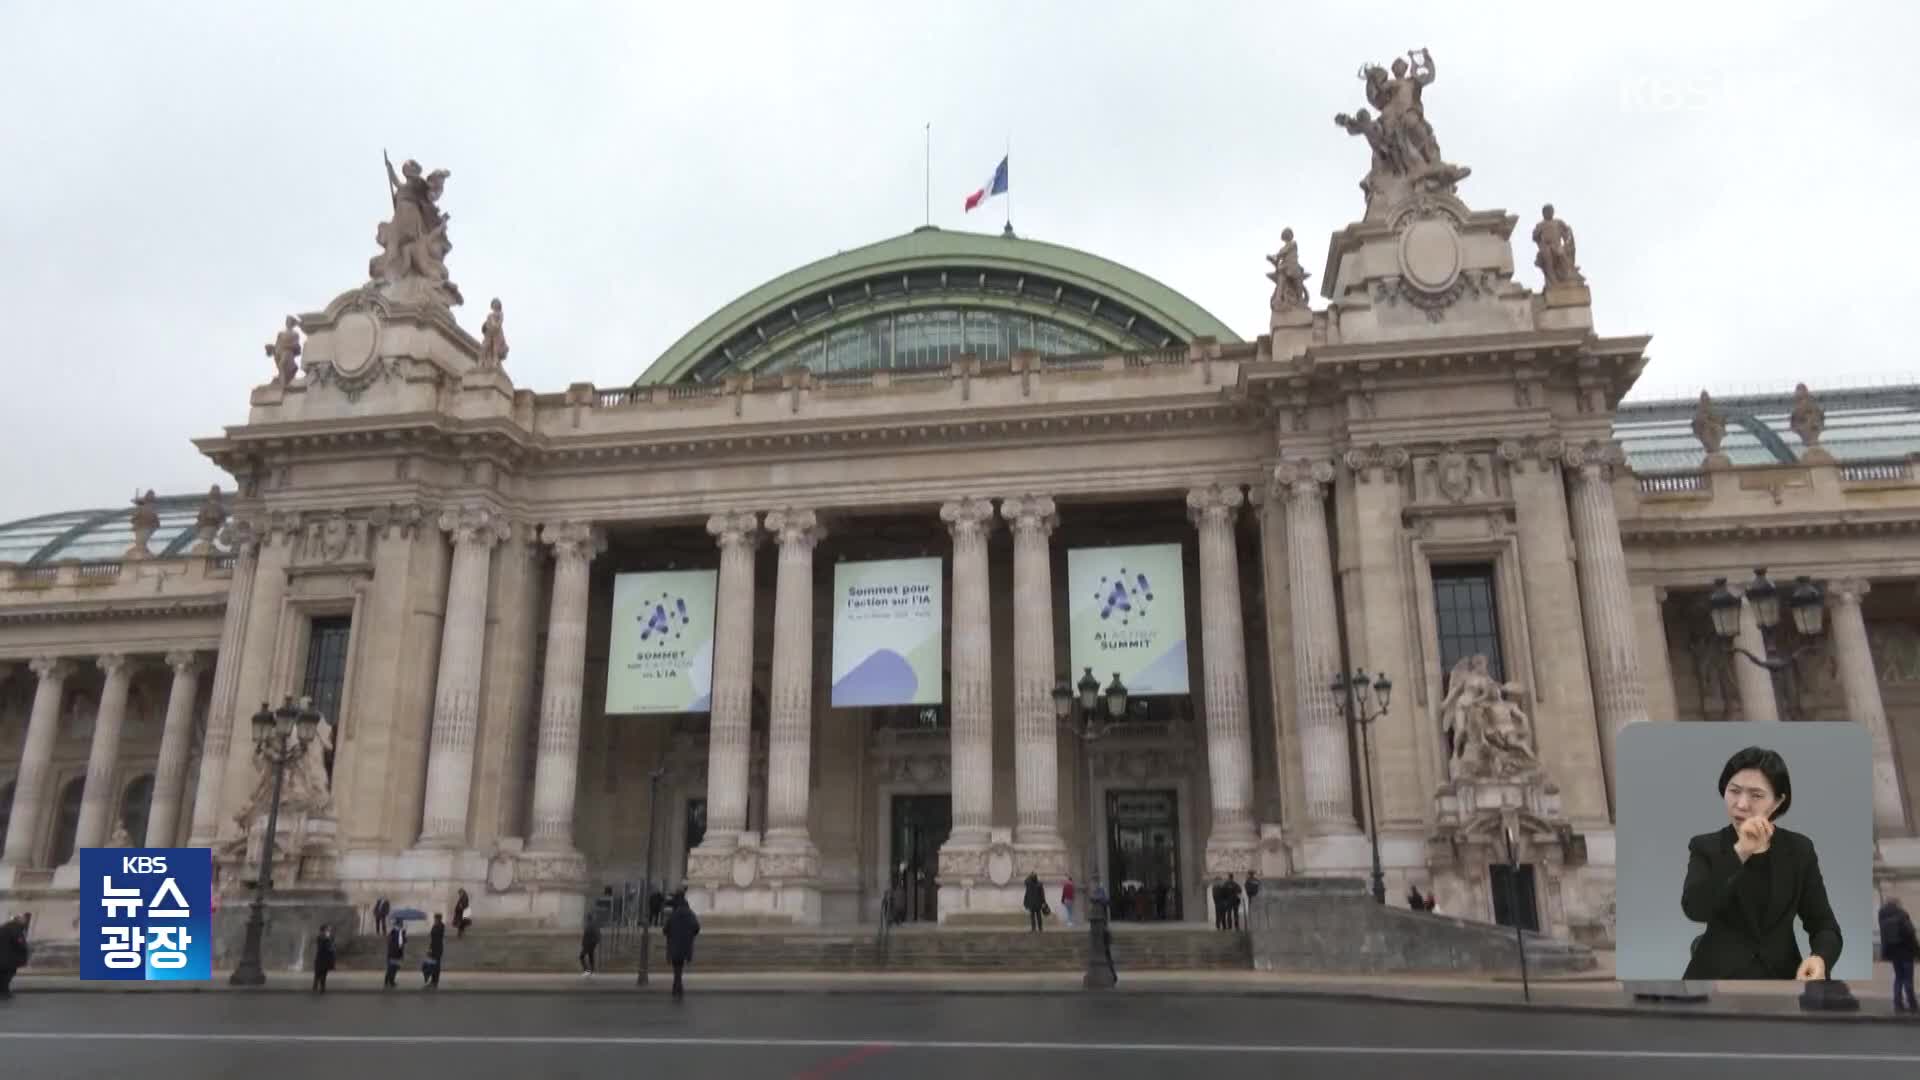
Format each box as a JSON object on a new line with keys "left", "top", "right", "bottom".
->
{"left": 664, "top": 892, "right": 700, "bottom": 999}
{"left": 372, "top": 897, "right": 390, "bottom": 938}
{"left": 579, "top": 915, "right": 601, "bottom": 977}
{"left": 1060, "top": 875, "right": 1077, "bottom": 928}
{"left": 1880, "top": 895, "right": 1918, "bottom": 1014}
{"left": 383, "top": 920, "right": 406, "bottom": 988}
{"left": 1022, "top": 872, "right": 1046, "bottom": 932}
{"left": 1225, "top": 874, "right": 1244, "bottom": 930}
{"left": 423, "top": 913, "right": 445, "bottom": 989}
{"left": 1212, "top": 876, "right": 1228, "bottom": 930}
{"left": 452, "top": 889, "right": 471, "bottom": 938}
{"left": 0, "top": 913, "right": 31, "bottom": 998}
{"left": 311, "top": 925, "right": 336, "bottom": 993}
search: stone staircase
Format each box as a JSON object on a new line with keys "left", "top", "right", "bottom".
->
{"left": 337, "top": 924, "right": 1253, "bottom": 974}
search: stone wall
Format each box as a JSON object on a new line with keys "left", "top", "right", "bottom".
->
{"left": 1249, "top": 877, "right": 1595, "bottom": 974}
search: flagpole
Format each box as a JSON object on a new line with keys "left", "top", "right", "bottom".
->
{"left": 925, "top": 123, "right": 931, "bottom": 227}
{"left": 1004, "top": 135, "right": 1011, "bottom": 233}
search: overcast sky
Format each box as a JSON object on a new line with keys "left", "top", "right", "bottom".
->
{"left": 2, "top": 1, "right": 1914, "bottom": 523}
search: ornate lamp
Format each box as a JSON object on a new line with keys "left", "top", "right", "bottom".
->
{"left": 1707, "top": 578, "right": 1742, "bottom": 639}
{"left": 1745, "top": 568, "right": 1780, "bottom": 630}
{"left": 1103, "top": 673, "right": 1129, "bottom": 719}
{"left": 1788, "top": 576, "right": 1825, "bottom": 637}
{"left": 1077, "top": 667, "right": 1100, "bottom": 713}
{"left": 1051, "top": 681, "right": 1074, "bottom": 722}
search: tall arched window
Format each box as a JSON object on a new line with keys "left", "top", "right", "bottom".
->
{"left": 120, "top": 774, "right": 154, "bottom": 848}
{"left": 47, "top": 776, "right": 86, "bottom": 867}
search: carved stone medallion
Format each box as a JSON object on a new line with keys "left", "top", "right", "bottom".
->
{"left": 1399, "top": 216, "right": 1462, "bottom": 293}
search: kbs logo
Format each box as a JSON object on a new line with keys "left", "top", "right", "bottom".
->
{"left": 80, "top": 847, "right": 212, "bottom": 981}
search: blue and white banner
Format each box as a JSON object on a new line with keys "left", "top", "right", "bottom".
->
{"left": 830, "top": 557, "right": 944, "bottom": 707}
{"left": 80, "top": 847, "right": 213, "bottom": 981}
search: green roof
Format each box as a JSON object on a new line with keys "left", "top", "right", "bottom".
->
{"left": 638, "top": 227, "right": 1243, "bottom": 385}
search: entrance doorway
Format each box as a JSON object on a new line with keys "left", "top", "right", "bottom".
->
{"left": 1105, "top": 789, "right": 1182, "bottom": 921}
{"left": 889, "top": 794, "right": 950, "bottom": 923}
{"left": 1490, "top": 864, "right": 1540, "bottom": 932}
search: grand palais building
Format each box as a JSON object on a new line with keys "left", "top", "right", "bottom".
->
{"left": 3, "top": 73, "right": 1918, "bottom": 954}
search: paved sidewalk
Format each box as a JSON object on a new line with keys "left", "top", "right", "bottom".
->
{"left": 12, "top": 966, "right": 1916, "bottom": 1022}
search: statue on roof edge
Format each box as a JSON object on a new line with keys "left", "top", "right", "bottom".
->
{"left": 368, "top": 151, "right": 464, "bottom": 310}
{"left": 1335, "top": 47, "right": 1471, "bottom": 219}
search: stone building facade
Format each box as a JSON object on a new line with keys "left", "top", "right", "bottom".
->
{"left": 3, "top": 62, "right": 1918, "bottom": 947}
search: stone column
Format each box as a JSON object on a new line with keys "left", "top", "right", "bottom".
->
{"left": 1732, "top": 593, "right": 1780, "bottom": 723}
{"left": 1562, "top": 442, "right": 1649, "bottom": 786}
{"left": 763, "top": 507, "right": 825, "bottom": 861}
{"left": 144, "top": 651, "right": 202, "bottom": 848}
{"left": 418, "top": 506, "right": 511, "bottom": 845}
{"left": 701, "top": 511, "right": 762, "bottom": 847}
{"left": 188, "top": 521, "right": 259, "bottom": 847}
{"left": 529, "top": 521, "right": 604, "bottom": 852}
{"left": 940, "top": 496, "right": 997, "bottom": 849}
{"left": 1189, "top": 483, "right": 1258, "bottom": 870}
{"left": 1, "top": 657, "right": 73, "bottom": 867}
{"left": 1275, "top": 460, "right": 1358, "bottom": 834}
{"left": 69, "top": 653, "right": 135, "bottom": 859}
{"left": 1002, "top": 494, "right": 1062, "bottom": 850}
{"left": 1828, "top": 579, "right": 1907, "bottom": 832}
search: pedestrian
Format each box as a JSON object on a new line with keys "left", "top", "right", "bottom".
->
{"left": 1022, "top": 872, "right": 1046, "bottom": 933}
{"left": 580, "top": 915, "right": 601, "bottom": 977}
{"left": 1244, "top": 872, "right": 1261, "bottom": 928}
{"left": 383, "top": 920, "right": 406, "bottom": 988}
{"left": 373, "top": 896, "right": 390, "bottom": 938}
{"left": 1880, "top": 895, "right": 1918, "bottom": 1014}
{"left": 0, "top": 912, "right": 31, "bottom": 998}
{"left": 1407, "top": 884, "right": 1426, "bottom": 911}
{"left": 648, "top": 886, "right": 665, "bottom": 928}
{"left": 1425, "top": 893, "right": 1439, "bottom": 915}
{"left": 423, "top": 913, "right": 445, "bottom": 988}
{"left": 1227, "top": 873, "right": 1244, "bottom": 930}
{"left": 1060, "top": 875, "right": 1077, "bottom": 928}
{"left": 452, "top": 889, "right": 471, "bottom": 938}
{"left": 664, "top": 891, "right": 700, "bottom": 999}
{"left": 1212, "top": 876, "right": 1227, "bottom": 930}
{"left": 311, "top": 924, "right": 336, "bottom": 992}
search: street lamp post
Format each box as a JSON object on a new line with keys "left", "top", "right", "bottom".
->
{"left": 1330, "top": 669, "right": 1393, "bottom": 905}
{"left": 228, "top": 695, "right": 320, "bottom": 987}
{"left": 1053, "top": 667, "right": 1127, "bottom": 991}
{"left": 1707, "top": 568, "right": 1826, "bottom": 720}
{"left": 636, "top": 761, "right": 667, "bottom": 986}
{"left": 1501, "top": 821, "right": 1532, "bottom": 1003}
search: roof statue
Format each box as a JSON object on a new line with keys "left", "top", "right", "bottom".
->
{"left": 1532, "top": 204, "right": 1584, "bottom": 287}
{"left": 1692, "top": 390, "right": 1728, "bottom": 455}
{"left": 266, "top": 316, "right": 302, "bottom": 384}
{"left": 1265, "top": 228, "right": 1312, "bottom": 313}
{"left": 479, "top": 298, "right": 510, "bottom": 372}
{"left": 1790, "top": 383, "right": 1827, "bottom": 449}
{"left": 128, "top": 489, "right": 161, "bottom": 559}
{"left": 193, "top": 486, "right": 227, "bottom": 554}
{"left": 368, "top": 151, "right": 464, "bottom": 310}
{"left": 1335, "top": 47, "right": 1471, "bottom": 218}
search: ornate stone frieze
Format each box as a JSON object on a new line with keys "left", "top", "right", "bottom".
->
{"left": 1090, "top": 745, "right": 1194, "bottom": 784}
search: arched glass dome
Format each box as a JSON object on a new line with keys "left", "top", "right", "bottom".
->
{"left": 0, "top": 493, "right": 225, "bottom": 566}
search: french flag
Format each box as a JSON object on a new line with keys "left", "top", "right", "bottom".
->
{"left": 963, "top": 156, "right": 1008, "bottom": 213}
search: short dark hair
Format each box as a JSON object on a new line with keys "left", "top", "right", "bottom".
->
{"left": 1718, "top": 746, "right": 1792, "bottom": 819}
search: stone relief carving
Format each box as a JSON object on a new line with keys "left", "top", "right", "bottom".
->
{"left": 265, "top": 316, "right": 303, "bottom": 384}
{"left": 1531, "top": 204, "right": 1583, "bottom": 286}
{"left": 368, "top": 151, "right": 463, "bottom": 310}
{"left": 1091, "top": 746, "right": 1193, "bottom": 784}
{"left": 1265, "top": 228, "right": 1312, "bottom": 312}
{"left": 299, "top": 510, "right": 368, "bottom": 565}
{"left": 1335, "top": 47, "right": 1471, "bottom": 217}
{"left": 478, "top": 298, "right": 509, "bottom": 372}
{"left": 1692, "top": 391, "right": 1727, "bottom": 455}
{"left": 1425, "top": 447, "right": 1486, "bottom": 503}
{"left": 1790, "top": 383, "right": 1826, "bottom": 449}
{"left": 1439, "top": 655, "right": 1541, "bottom": 782}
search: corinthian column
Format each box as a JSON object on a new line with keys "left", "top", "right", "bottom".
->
{"left": 764, "top": 507, "right": 825, "bottom": 861}
{"left": 144, "top": 651, "right": 203, "bottom": 848}
{"left": 418, "top": 506, "right": 511, "bottom": 846}
{"left": 189, "top": 521, "right": 259, "bottom": 847}
{"left": 701, "top": 511, "right": 762, "bottom": 848}
{"left": 1002, "top": 494, "right": 1062, "bottom": 850}
{"left": 69, "top": 653, "right": 136, "bottom": 859}
{"left": 940, "top": 496, "right": 996, "bottom": 849}
{"left": 1828, "top": 579, "right": 1908, "bottom": 832}
{"left": 529, "top": 521, "right": 604, "bottom": 852}
{"left": 1189, "top": 483, "right": 1258, "bottom": 870}
{"left": 1, "top": 657, "right": 73, "bottom": 868}
{"left": 1563, "top": 442, "right": 1649, "bottom": 793}
{"left": 1275, "top": 460, "right": 1358, "bottom": 834}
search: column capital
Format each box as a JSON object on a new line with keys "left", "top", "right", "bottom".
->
{"left": 96, "top": 652, "right": 133, "bottom": 679}
{"left": 1828, "top": 577, "right": 1871, "bottom": 605}
{"left": 1342, "top": 443, "right": 1412, "bottom": 480}
{"left": 439, "top": 505, "right": 513, "bottom": 549}
{"left": 764, "top": 507, "right": 827, "bottom": 550}
{"left": 29, "top": 656, "right": 74, "bottom": 683}
{"left": 1271, "top": 459, "right": 1334, "bottom": 501}
{"left": 1561, "top": 439, "right": 1627, "bottom": 481}
{"left": 164, "top": 650, "right": 201, "bottom": 676}
{"left": 706, "top": 510, "right": 762, "bottom": 550}
{"left": 1186, "top": 483, "right": 1245, "bottom": 528}
{"left": 539, "top": 520, "right": 607, "bottom": 563}
{"left": 997, "top": 494, "right": 1057, "bottom": 537}
{"left": 940, "top": 496, "right": 998, "bottom": 540}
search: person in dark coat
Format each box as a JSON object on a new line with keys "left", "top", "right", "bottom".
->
{"left": 383, "top": 921, "right": 406, "bottom": 988}
{"left": 0, "top": 913, "right": 31, "bottom": 998}
{"left": 312, "top": 925, "right": 336, "bottom": 993}
{"left": 452, "top": 889, "right": 471, "bottom": 938}
{"left": 1226, "top": 874, "right": 1244, "bottom": 930}
{"left": 372, "top": 897, "right": 390, "bottom": 938}
{"left": 1407, "top": 885, "right": 1427, "bottom": 911}
{"left": 1211, "top": 877, "right": 1228, "bottom": 930}
{"left": 579, "top": 915, "right": 601, "bottom": 976}
{"left": 1880, "top": 896, "right": 1918, "bottom": 1013}
{"left": 1022, "top": 872, "right": 1046, "bottom": 932}
{"left": 423, "top": 914, "right": 446, "bottom": 989}
{"left": 663, "top": 892, "right": 700, "bottom": 998}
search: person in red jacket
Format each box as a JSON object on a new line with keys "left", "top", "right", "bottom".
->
{"left": 1061, "top": 876, "right": 1077, "bottom": 927}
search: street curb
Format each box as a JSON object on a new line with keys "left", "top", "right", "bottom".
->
{"left": 9, "top": 975, "right": 1909, "bottom": 1023}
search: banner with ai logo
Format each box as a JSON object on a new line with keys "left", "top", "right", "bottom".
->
{"left": 1066, "top": 542, "right": 1189, "bottom": 696}
{"left": 79, "top": 847, "right": 213, "bottom": 981}
{"left": 830, "top": 557, "right": 944, "bottom": 707}
{"left": 606, "top": 570, "right": 719, "bottom": 714}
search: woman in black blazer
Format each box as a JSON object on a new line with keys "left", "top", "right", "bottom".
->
{"left": 1681, "top": 746, "right": 1842, "bottom": 981}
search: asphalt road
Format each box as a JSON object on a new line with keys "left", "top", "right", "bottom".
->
{"left": 2, "top": 990, "right": 1917, "bottom": 1079}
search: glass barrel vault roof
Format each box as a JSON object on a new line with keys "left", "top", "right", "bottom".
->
{"left": 0, "top": 493, "right": 225, "bottom": 566}
{"left": 1613, "top": 383, "right": 1920, "bottom": 472}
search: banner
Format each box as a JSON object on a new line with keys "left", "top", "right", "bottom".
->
{"left": 81, "top": 847, "right": 213, "bottom": 981}
{"left": 606, "top": 569, "right": 718, "bottom": 714}
{"left": 831, "top": 557, "right": 944, "bottom": 707}
{"left": 1066, "top": 542, "right": 1189, "bottom": 696}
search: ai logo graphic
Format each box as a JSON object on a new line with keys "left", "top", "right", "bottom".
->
{"left": 639, "top": 591, "right": 692, "bottom": 642}
{"left": 80, "top": 847, "right": 213, "bottom": 981}
{"left": 1094, "top": 569, "right": 1155, "bottom": 625}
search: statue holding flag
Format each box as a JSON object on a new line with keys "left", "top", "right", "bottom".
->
{"left": 368, "top": 151, "right": 464, "bottom": 310}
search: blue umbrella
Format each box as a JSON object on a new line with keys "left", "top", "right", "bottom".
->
{"left": 389, "top": 907, "right": 428, "bottom": 923}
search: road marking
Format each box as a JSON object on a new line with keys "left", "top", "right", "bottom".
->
{"left": 0, "top": 1033, "right": 1913, "bottom": 1063}
{"left": 792, "top": 1042, "right": 893, "bottom": 1078}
